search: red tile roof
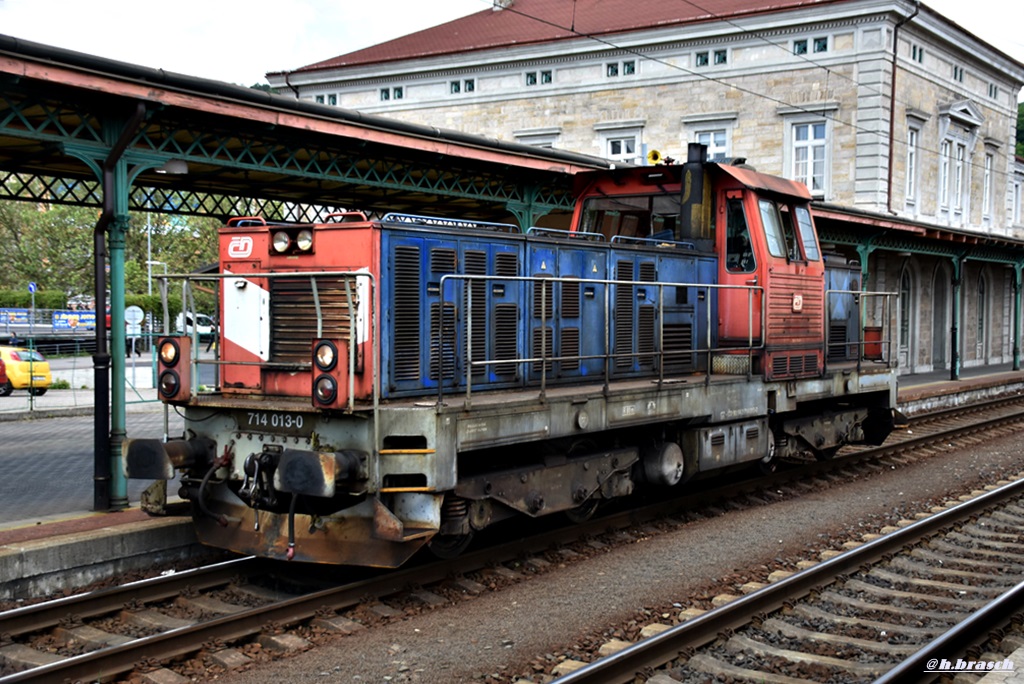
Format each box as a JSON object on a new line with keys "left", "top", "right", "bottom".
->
{"left": 290, "top": 0, "right": 848, "bottom": 73}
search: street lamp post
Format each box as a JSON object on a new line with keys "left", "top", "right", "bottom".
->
{"left": 146, "top": 259, "right": 167, "bottom": 298}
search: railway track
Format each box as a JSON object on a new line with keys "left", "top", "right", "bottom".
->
{"left": 2, "top": 398, "right": 1024, "bottom": 683}
{"left": 548, "top": 477, "right": 1024, "bottom": 684}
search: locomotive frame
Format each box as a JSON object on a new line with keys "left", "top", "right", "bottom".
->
{"left": 126, "top": 144, "right": 900, "bottom": 567}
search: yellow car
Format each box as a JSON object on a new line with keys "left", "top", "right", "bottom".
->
{"left": 0, "top": 346, "right": 52, "bottom": 396}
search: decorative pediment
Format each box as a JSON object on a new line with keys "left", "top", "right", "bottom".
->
{"left": 939, "top": 99, "right": 984, "bottom": 129}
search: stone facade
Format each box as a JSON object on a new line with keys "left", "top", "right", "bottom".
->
{"left": 269, "top": 0, "right": 1024, "bottom": 375}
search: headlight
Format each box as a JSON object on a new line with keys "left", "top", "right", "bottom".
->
{"left": 314, "top": 340, "right": 337, "bottom": 371}
{"left": 272, "top": 230, "right": 291, "bottom": 254}
{"left": 158, "top": 370, "right": 180, "bottom": 399}
{"left": 313, "top": 375, "right": 337, "bottom": 404}
{"left": 158, "top": 339, "right": 180, "bottom": 367}
{"left": 295, "top": 229, "right": 314, "bottom": 252}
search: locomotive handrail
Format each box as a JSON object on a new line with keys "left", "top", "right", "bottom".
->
{"left": 380, "top": 212, "right": 520, "bottom": 233}
{"left": 438, "top": 272, "right": 766, "bottom": 408}
{"left": 609, "top": 234, "right": 698, "bottom": 250}
{"left": 823, "top": 288, "right": 899, "bottom": 374}
{"left": 526, "top": 227, "right": 606, "bottom": 242}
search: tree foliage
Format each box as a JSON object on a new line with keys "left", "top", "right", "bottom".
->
{"left": 0, "top": 196, "right": 221, "bottom": 303}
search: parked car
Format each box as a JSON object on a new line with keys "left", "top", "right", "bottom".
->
{"left": 0, "top": 346, "right": 52, "bottom": 396}
{"left": 0, "top": 356, "right": 7, "bottom": 390}
{"left": 175, "top": 312, "right": 216, "bottom": 340}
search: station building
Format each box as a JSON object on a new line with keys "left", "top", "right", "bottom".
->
{"left": 267, "top": 0, "right": 1024, "bottom": 377}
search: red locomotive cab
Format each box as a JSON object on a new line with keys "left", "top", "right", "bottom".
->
{"left": 713, "top": 165, "right": 825, "bottom": 379}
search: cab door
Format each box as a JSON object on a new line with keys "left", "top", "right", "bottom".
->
{"left": 717, "top": 189, "right": 763, "bottom": 345}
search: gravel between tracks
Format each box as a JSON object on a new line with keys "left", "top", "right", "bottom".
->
{"left": 214, "top": 430, "right": 1024, "bottom": 684}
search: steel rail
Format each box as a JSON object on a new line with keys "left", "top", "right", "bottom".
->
{"left": 549, "top": 475, "right": 1024, "bottom": 684}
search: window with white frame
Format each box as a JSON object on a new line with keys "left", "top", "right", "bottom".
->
{"left": 1013, "top": 180, "right": 1022, "bottom": 226}
{"left": 791, "top": 121, "right": 827, "bottom": 194}
{"left": 595, "top": 120, "right": 645, "bottom": 165}
{"left": 905, "top": 126, "right": 919, "bottom": 205}
{"left": 953, "top": 143, "right": 966, "bottom": 211}
{"left": 939, "top": 140, "right": 951, "bottom": 207}
{"left": 696, "top": 130, "right": 729, "bottom": 161}
{"left": 514, "top": 126, "right": 561, "bottom": 149}
{"left": 982, "top": 153, "right": 993, "bottom": 219}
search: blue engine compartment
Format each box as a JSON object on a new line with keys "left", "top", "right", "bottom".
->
{"left": 379, "top": 217, "right": 719, "bottom": 398}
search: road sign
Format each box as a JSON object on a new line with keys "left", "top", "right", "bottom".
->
{"left": 124, "top": 306, "right": 145, "bottom": 325}
{"left": 28, "top": 282, "right": 36, "bottom": 293}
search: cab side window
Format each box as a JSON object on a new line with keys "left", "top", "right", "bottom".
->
{"left": 726, "top": 198, "right": 755, "bottom": 273}
{"left": 793, "top": 205, "right": 820, "bottom": 261}
{"left": 759, "top": 199, "right": 789, "bottom": 259}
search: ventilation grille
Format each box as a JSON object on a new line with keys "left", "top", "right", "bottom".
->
{"left": 269, "top": 276, "right": 358, "bottom": 364}
{"left": 561, "top": 327, "right": 580, "bottom": 372}
{"left": 827, "top": 322, "right": 849, "bottom": 361}
{"left": 663, "top": 323, "right": 694, "bottom": 371}
{"left": 710, "top": 432, "right": 726, "bottom": 447}
{"left": 533, "top": 276, "right": 554, "bottom": 320}
{"left": 429, "top": 302, "right": 457, "bottom": 381}
{"left": 561, "top": 280, "right": 580, "bottom": 319}
{"left": 392, "top": 245, "right": 421, "bottom": 381}
{"left": 532, "top": 326, "right": 553, "bottom": 373}
{"left": 494, "top": 303, "right": 518, "bottom": 377}
{"left": 465, "top": 250, "right": 487, "bottom": 377}
{"left": 772, "top": 353, "right": 818, "bottom": 377}
{"left": 614, "top": 261, "right": 634, "bottom": 369}
{"left": 495, "top": 252, "right": 518, "bottom": 277}
{"left": 638, "top": 305, "right": 655, "bottom": 367}
{"left": 430, "top": 247, "right": 456, "bottom": 274}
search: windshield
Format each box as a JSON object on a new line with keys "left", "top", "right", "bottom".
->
{"left": 580, "top": 193, "right": 714, "bottom": 250}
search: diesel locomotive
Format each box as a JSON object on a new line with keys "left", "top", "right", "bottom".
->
{"left": 125, "top": 144, "right": 899, "bottom": 567}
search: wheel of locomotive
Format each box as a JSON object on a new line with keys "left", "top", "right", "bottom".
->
{"left": 427, "top": 531, "right": 474, "bottom": 559}
{"left": 758, "top": 435, "right": 778, "bottom": 474}
{"left": 0, "top": 380, "right": 12, "bottom": 397}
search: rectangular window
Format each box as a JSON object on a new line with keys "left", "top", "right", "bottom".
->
{"left": 607, "top": 137, "right": 637, "bottom": 163}
{"left": 327, "top": 94, "right": 337, "bottom": 106}
{"left": 394, "top": 87, "right": 403, "bottom": 100}
{"left": 526, "top": 71, "right": 537, "bottom": 86}
{"left": 697, "top": 129, "right": 728, "bottom": 161}
{"left": 541, "top": 70, "right": 553, "bottom": 83}
{"left": 954, "top": 143, "right": 965, "bottom": 210}
{"left": 983, "top": 153, "right": 993, "bottom": 217}
{"left": 464, "top": 79, "right": 475, "bottom": 93}
{"left": 813, "top": 37, "right": 828, "bottom": 53}
{"left": 792, "top": 122, "right": 827, "bottom": 193}
{"left": 380, "top": 89, "right": 390, "bottom": 101}
{"left": 315, "top": 95, "right": 324, "bottom": 104}
{"left": 988, "top": 83, "right": 999, "bottom": 99}
{"left": 939, "top": 140, "right": 951, "bottom": 207}
{"left": 1014, "top": 181, "right": 1023, "bottom": 225}
{"left": 714, "top": 49, "right": 727, "bottom": 65}
{"left": 606, "top": 63, "right": 619, "bottom": 77}
{"left": 450, "top": 81, "right": 461, "bottom": 94}
{"left": 953, "top": 65, "right": 964, "bottom": 82}
{"left": 911, "top": 45, "right": 924, "bottom": 62}
{"left": 695, "top": 51, "right": 709, "bottom": 67}
{"left": 793, "top": 39, "right": 808, "bottom": 55}
{"left": 906, "top": 127, "right": 918, "bottom": 202}
{"left": 622, "top": 61, "right": 635, "bottom": 75}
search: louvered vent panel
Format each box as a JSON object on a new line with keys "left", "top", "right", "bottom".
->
{"left": 638, "top": 305, "right": 656, "bottom": 367}
{"left": 532, "top": 326, "right": 553, "bottom": 373}
{"left": 392, "top": 246, "right": 421, "bottom": 381}
{"left": 772, "top": 354, "right": 790, "bottom": 377}
{"left": 269, "top": 276, "right": 357, "bottom": 364}
{"left": 561, "top": 327, "right": 580, "bottom": 372}
{"left": 745, "top": 427, "right": 760, "bottom": 441}
{"left": 614, "top": 261, "right": 634, "bottom": 369}
{"left": 639, "top": 262, "right": 657, "bottom": 282}
{"left": 663, "top": 323, "right": 694, "bottom": 371}
{"left": 464, "top": 251, "right": 487, "bottom": 377}
{"left": 561, "top": 280, "right": 580, "bottom": 319}
{"left": 430, "top": 247, "right": 457, "bottom": 274}
{"left": 495, "top": 252, "right": 519, "bottom": 277}
{"left": 710, "top": 432, "right": 726, "bottom": 447}
{"left": 429, "top": 302, "right": 457, "bottom": 382}
{"left": 494, "top": 304, "right": 518, "bottom": 376}
{"left": 828, "top": 322, "right": 848, "bottom": 360}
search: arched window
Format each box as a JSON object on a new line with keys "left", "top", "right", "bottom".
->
{"left": 977, "top": 274, "right": 987, "bottom": 355}
{"left": 899, "top": 270, "right": 911, "bottom": 348}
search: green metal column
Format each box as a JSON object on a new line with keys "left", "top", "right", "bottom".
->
{"left": 108, "top": 206, "right": 130, "bottom": 509}
{"left": 506, "top": 186, "right": 543, "bottom": 230}
{"left": 1014, "top": 263, "right": 1022, "bottom": 372}
{"left": 950, "top": 256, "right": 964, "bottom": 381}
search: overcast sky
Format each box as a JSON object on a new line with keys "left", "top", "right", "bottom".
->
{"left": 0, "top": 0, "right": 1021, "bottom": 91}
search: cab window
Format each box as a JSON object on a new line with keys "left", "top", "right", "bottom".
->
{"left": 758, "top": 199, "right": 789, "bottom": 259}
{"left": 725, "top": 198, "right": 755, "bottom": 273}
{"left": 793, "top": 205, "right": 820, "bottom": 261}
